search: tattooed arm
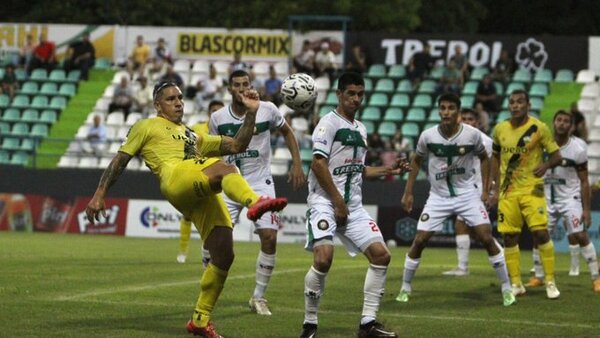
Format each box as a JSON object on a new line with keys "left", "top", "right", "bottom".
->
{"left": 85, "top": 151, "right": 132, "bottom": 223}
{"left": 218, "top": 89, "right": 260, "bottom": 156}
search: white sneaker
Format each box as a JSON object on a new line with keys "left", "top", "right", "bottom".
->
{"left": 569, "top": 266, "right": 580, "bottom": 276}
{"left": 176, "top": 253, "right": 187, "bottom": 263}
{"left": 546, "top": 282, "right": 560, "bottom": 299}
{"left": 249, "top": 297, "right": 272, "bottom": 316}
{"left": 511, "top": 283, "right": 526, "bottom": 296}
{"left": 442, "top": 267, "right": 469, "bottom": 276}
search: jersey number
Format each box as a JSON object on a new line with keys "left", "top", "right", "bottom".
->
{"left": 369, "top": 221, "right": 380, "bottom": 232}
{"left": 498, "top": 212, "right": 505, "bottom": 223}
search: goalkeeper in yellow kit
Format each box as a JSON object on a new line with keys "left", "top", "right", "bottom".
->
{"left": 86, "top": 82, "right": 287, "bottom": 338}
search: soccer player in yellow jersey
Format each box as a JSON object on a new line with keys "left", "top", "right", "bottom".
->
{"left": 85, "top": 82, "right": 287, "bottom": 338}
{"left": 489, "top": 89, "right": 563, "bottom": 299}
{"left": 178, "top": 99, "right": 225, "bottom": 264}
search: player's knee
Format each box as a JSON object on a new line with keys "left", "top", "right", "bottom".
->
{"left": 532, "top": 229, "right": 550, "bottom": 244}
{"left": 313, "top": 256, "right": 333, "bottom": 273}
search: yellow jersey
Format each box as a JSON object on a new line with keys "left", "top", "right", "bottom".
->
{"left": 492, "top": 116, "right": 559, "bottom": 197}
{"left": 119, "top": 117, "right": 222, "bottom": 182}
{"left": 192, "top": 122, "right": 209, "bottom": 135}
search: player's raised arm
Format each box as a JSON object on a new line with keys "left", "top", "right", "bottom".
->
{"left": 86, "top": 151, "right": 132, "bottom": 223}
{"left": 217, "top": 89, "right": 260, "bottom": 155}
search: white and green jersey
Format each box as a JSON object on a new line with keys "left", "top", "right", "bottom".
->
{"left": 308, "top": 111, "right": 367, "bottom": 209}
{"left": 209, "top": 101, "right": 285, "bottom": 183}
{"left": 416, "top": 123, "right": 486, "bottom": 197}
{"left": 544, "top": 136, "right": 587, "bottom": 203}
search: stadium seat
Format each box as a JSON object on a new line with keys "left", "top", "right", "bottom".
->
{"left": 300, "top": 148, "right": 313, "bottom": 163}
{"left": 412, "top": 94, "right": 432, "bottom": 108}
{"left": 533, "top": 69, "right": 553, "bottom": 83}
{"left": 78, "top": 156, "right": 98, "bottom": 168}
{"left": 273, "top": 147, "right": 292, "bottom": 161}
{"left": 11, "top": 95, "right": 30, "bottom": 109}
{"left": 428, "top": 66, "right": 445, "bottom": 80}
{"left": 362, "top": 121, "right": 375, "bottom": 134}
{"left": 30, "top": 95, "right": 49, "bottom": 110}
{"left": 106, "top": 111, "right": 125, "bottom": 126}
{"left": 405, "top": 108, "right": 426, "bottom": 123}
{"left": 375, "top": 78, "right": 395, "bottom": 93}
{"left": 367, "top": 64, "right": 386, "bottom": 78}
{"left": 1, "top": 137, "right": 20, "bottom": 150}
{"left": 20, "top": 138, "right": 35, "bottom": 151}
{"left": 530, "top": 97, "right": 544, "bottom": 111}
{"left": 0, "top": 122, "right": 9, "bottom": 134}
{"left": 49, "top": 69, "right": 67, "bottom": 82}
{"left": 460, "top": 95, "right": 475, "bottom": 108}
{"left": 388, "top": 65, "right": 406, "bottom": 79}
{"left": 173, "top": 59, "right": 191, "bottom": 73}
{"left": 273, "top": 61, "right": 288, "bottom": 77}
{"left": 418, "top": 80, "right": 437, "bottom": 94}
{"left": 39, "top": 110, "right": 57, "bottom": 124}
{"left": 529, "top": 83, "right": 549, "bottom": 98}
{"left": 401, "top": 122, "right": 420, "bottom": 138}
{"left": 396, "top": 79, "right": 413, "bottom": 93}
{"left": 576, "top": 69, "right": 597, "bottom": 83}
{"left": 580, "top": 82, "right": 600, "bottom": 99}
{"left": 512, "top": 69, "right": 531, "bottom": 83}
{"left": 505, "top": 82, "right": 526, "bottom": 95}
{"left": 0, "top": 150, "right": 10, "bottom": 164}
{"left": 30, "top": 123, "right": 49, "bottom": 137}
{"left": 59, "top": 83, "right": 77, "bottom": 97}
{"left": 496, "top": 110, "right": 511, "bottom": 123}
{"left": 390, "top": 93, "right": 410, "bottom": 108}
{"left": 494, "top": 81, "right": 504, "bottom": 95}
{"left": 21, "top": 109, "right": 39, "bottom": 123}
{"left": 94, "top": 58, "right": 112, "bottom": 70}
{"left": 319, "top": 105, "right": 335, "bottom": 118}
{"left": 363, "top": 78, "right": 374, "bottom": 92}
{"left": 1, "top": 108, "right": 21, "bottom": 122}
{"left": 470, "top": 67, "right": 489, "bottom": 81}
{"left": 378, "top": 121, "right": 397, "bottom": 137}
{"left": 314, "top": 77, "right": 331, "bottom": 94}
{"left": 383, "top": 107, "right": 404, "bottom": 122}
{"left": 125, "top": 112, "right": 142, "bottom": 126}
{"left": 15, "top": 68, "right": 27, "bottom": 81}
{"left": 368, "top": 93, "right": 389, "bottom": 107}
{"left": 0, "top": 94, "right": 10, "bottom": 109}
{"left": 462, "top": 81, "right": 478, "bottom": 95}
{"left": 325, "top": 91, "right": 338, "bottom": 105}
{"left": 40, "top": 82, "right": 59, "bottom": 96}
{"left": 19, "top": 81, "right": 39, "bottom": 95}
{"left": 50, "top": 96, "right": 67, "bottom": 110}
{"left": 30, "top": 69, "right": 48, "bottom": 82}
{"left": 10, "top": 151, "right": 29, "bottom": 166}
{"left": 270, "top": 162, "right": 288, "bottom": 176}
{"left": 555, "top": 69, "right": 574, "bottom": 82}
{"left": 192, "top": 60, "right": 210, "bottom": 74}
{"left": 360, "top": 107, "right": 381, "bottom": 121}
{"left": 428, "top": 108, "right": 441, "bottom": 122}
{"left": 424, "top": 122, "right": 438, "bottom": 130}
{"left": 578, "top": 99, "right": 595, "bottom": 114}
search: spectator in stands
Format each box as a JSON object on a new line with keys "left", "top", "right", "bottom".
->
{"left": 450, "top": 45, "right": 469, "bottom": 83}
{"left": 19, "top": 34, "right": 35, "bottom": 70}
{"left": 570, "top": 102, "right": 589, "bottom": 142}
{"left": 160, "top": 65, "right": 185, "bottom": 89}
{"left": 436, "top": 60, "right": 462, "bottom": 96}
{"left": 126, "top": 35, "right": 151, "bottom": 80}
{"left": 293, "top": 40, "right": 315, "bottom": 75}
{"left": 190, "top": 64, "right": 225, "bottom": 112}
{"left": 108, "top": 76, "right": 134, "bottom": 117}
{"left": 82, "top": 114, "right": 107, "bottom": 155}
{"left": 0, "top": 64, "right": 18, "bottom": 99}
{"left": 133, "top": 76, "right": 154, "bottom": 116}
{"left": 476, "top": 74, "right": 498, "bottom": 114}
{"left": 392, "top": 129, "right": 413, "bottom": 159}
{"left": 263, "top": 66, "right": 283, "bottom": 106}
{"left": 474, "top": 102, "right": 491, "bottom": 134}
{"left": 346, "top": 43, "right": 367, "bottom": 74}
{"left": 492, "top": 49, "right": 514, "bottom": 85}
{"left": 230, "top": 52, "right": 249, "bottom": 73}
{"left": 64, "top": 32, "right": 96, "bottom": 81}
{"left": 314, "top": 41, "right": 337, "bottom": 84}
{"left": 407, "top": 44, "right": 435, "bottom": 89}
{"left": 29, "top": 33, "right": 57, "bottom": 74}
{"left": 150, "top": 37, "right": 173, "bottom": 75}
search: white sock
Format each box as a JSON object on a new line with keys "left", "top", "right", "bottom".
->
{"left": 202, "top": 248, "right": 211, "bottom": 269}
{"left": 361, "top": 264, "right": 387, "bottom": 324}
{"left": 581, "top": 243, "right": 599, "bottom": 279}
{"left": 456, "top": 234, "right": 470, "bottom": 270}
{"left": 402, "top": 255, "right": 420, "bottom": 292}
{"left": 532, "top": 248, "right": 544, "bottom": 279}
{"left": 304, "top": 266, "right": 327, "bottom": 324}
{"left": 570, "top": 244, "right": 581, "bottom": 271}
{"left": 489, "top": 251, "right": 511, "bottom": 292}
{"left": 253, "top": 251, "right": 276, "bottom": 299}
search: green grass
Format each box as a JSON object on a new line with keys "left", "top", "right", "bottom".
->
{"left": 1, "top": 233, "right": 599, "bottom": 337}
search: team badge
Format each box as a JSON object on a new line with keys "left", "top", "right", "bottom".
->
{"left": 420, "top": 213, "right": 430, "bottom": 222}
{"left": 317, "top": 219, "right": 329, "bottom": 230}
{"left": 459, "top": 147, "right": 465, "bottom": 155}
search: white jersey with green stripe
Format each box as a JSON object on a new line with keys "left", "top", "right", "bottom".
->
{"left": 544, "top": 136, "right": 587, "bottom": 203}
{"left": 308, "top": 111, "right": 367, "bottom": 209}
{"left": 416, "top": 123, "right": 486, "bottom": 197}
{"left": 209, "top": 101, "right": 285, "bottom": 183}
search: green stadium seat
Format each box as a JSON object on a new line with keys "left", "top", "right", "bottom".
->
{"left": 412, "top": 94, "right": 432, "bottom": 108}
{"left": 374, "top": 78, "right": 395, "bottom": 93}
{"left": 40, "top": 110, "right": 57, "bottom": 124}
{"left": 390, "top": 93, "right": 410, "bottom": 108}
{"left": 94, "top": 58, "right": 112, "bottom": 70}
{"left": 15, "top": 68, "right": 27, "bottom": 81}
{"left": 533, "top": 69, "right": 553, "bottom": 83}
{"left": 383, "top": 107, "right": 404, "bottom": 122}
{"left": 388, "top": 65, "right": 406, "bottom": 79}
{"left": 0, "top": 122, "right": 9, "bottom": 134}
{"left": 0, "top": 150, "right": 9, "bottom": 164}
{"left": 530, "top": 97, "right": 544, "bottom": 111}
{"left": 368, "top": 93, "right": 388, "bottom": 107}
{"left": 367, "top": 64, "right": 386, "bottom": 78}
{"left": 40, "top": 82, "right": 59, "bottom": 96}
{"left": 21, "top": 109, "right": 39, "bottom": 123}
{"left": 11, "top": 122, "right": 29, "bottom": 136}
{"left": 405, "top": 108, "right": 426, "bottom": 122}
{"left": 470, "top": 67, "right": 489, "bottom": 81}
{"left": 20, "top": 138, "right": 35, "bottom": 151}
{"left": 0, "top": 94, "right": 10, "bottom": 109}
{"left": 505, "top": 82, "right": 526, "bottom": 95}
{"left": 512, "top": 69, "right": 531, "bottom": 83}
{"left": 424, "top": 122, "right": 438, "bottom": 130}
{"left": 31, "top": 123, "right": 49, "bottom": 137}
{"left": 30, "top": 69, "right": 48, "bottom": 82}
{"left": 19, "top": 81, "right": 39, "bottom": 95}
{"left": 429, "top": 66, "right": 445, "bottom": 80}
{"left": 1, "top": 108, "right": 20, "bottom": 122}
{"left": 496, "top": 110, "right": 511, "bottom": 123}
{"left": 360, "top": 107, "right": 381, "bottom": 121}
{"left": 418, "top": 80, "right": 437, "bottom": 94}
{"left": 67, "top": 70, "right": 81, "bottom": 82}
{"left": 50, "top": 96, "right": 67, "bottom": 110}
{"left": 363, "top": 78, "right": 373, "bottom": 92}
{"left": 49, "top": 69, "right": 67, "bottom": 82}
{"left": 10, "top": 151, "right": 29, "bottom": 165}
{"left": 378, "top": 121, "right": 397, "bottom": 137}
{"left": 362, "top": 120, "right": 375, "bottom": 134}
{"left": 396, "top": 79, "right": 413, "bottom": 93}
{"left": 462, "top": 81, "right": 478, "bottom": 95}
{"left": 318, "top": 105, "right": 334, "bottom": 118}
{"left": 1, "top": 137, "right": 20, "bottom": 150}
{"left": 494, "top": 81, "right": 504, "bottom": 95}
{"left": 11, "top": 95, "right": 30, "bottom": 109}
{"left": 428, "top": 108, "right": 441, "bottom": 122}
{"left": 460, "top": 95, "right": 475, "bottom": 108}
{"left": 529, "top": 83, "right": 549, "bottom": 97}
{"left": 401, "top": 122, "right": 420, "bottom": 138}
{"left": 325, "top": 91, "right": 338, "bottom": 105}
{"left": 554, "top": 69, "right": 574, "bottom": 82}
{"left": 59, "top": 83, "right": 77, "bottom": 97}
{"left": 30, "top": 95, "right": 49, "bottom": 110}
{"left": 300, "top": 148, "right": 313, "bottom": 163}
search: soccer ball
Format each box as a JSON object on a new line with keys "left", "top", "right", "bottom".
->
{"left": 280, "top": 73, "right": 317, "bottom": 111}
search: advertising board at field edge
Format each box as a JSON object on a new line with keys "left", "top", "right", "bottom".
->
{"left": 125, "top": 199, "right": 199, "bottom": 239}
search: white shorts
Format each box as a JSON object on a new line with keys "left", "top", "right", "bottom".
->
{"left": 418, "top": 191, "right": 490, "bottom": 232}
{"left": 456, "top": 184, "right": 484, "bottom": 224}
{"left": 305, "top": 203, "right": 384, "bottom": 257}
{"left": 547, "top": 198, "right": 584, "bottom": 235}
{"left": 224, "top": 182, "right": 281, "bottom": 231}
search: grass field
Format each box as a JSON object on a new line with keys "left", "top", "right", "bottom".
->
{"left": 1, "top": 233, "right": 599, "bottom": 337}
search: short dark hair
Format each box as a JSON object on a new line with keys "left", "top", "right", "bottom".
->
{"left": 461, "top": 108, "right": 479, "bottom": 120}
{"left": 153, "top": 81, "right": 178, "bottom": 101}
{"left": 510, "top": 89, "right": 530, "bottom": 102}
{"left": 437, "top": 93, "right": 461, "bottom": 109}
{"left": 553, "top": 109, "right": 573, "bottom": 124}
{"left": 337, "top": 71, "right": 364, "bottom": 91}
{"left": 208, "top": 100, "right": 224, "bottom": 111}
{"left": 229, "top": 69, "right": 250, "bottom": 85}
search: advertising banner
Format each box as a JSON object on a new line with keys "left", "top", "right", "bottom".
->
{"left": 125, "top": 199, "right": 198, "bottom": 239}
{"left": 69, "top": 197, "right": 128, "bottom": 235}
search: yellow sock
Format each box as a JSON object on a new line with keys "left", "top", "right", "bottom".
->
{"left": 179, "top": 218, "right": 192, "bottom": 254}
{"left": 504, "top": 245, "right": 521, "bottom": 285}
{"left": 221, "top": 172, "right": 259, "bottom": 207}
{"left": 193, "top": 263, "right": 228, "bottom": 327}
{"left": 538, "top": 241, "right": 556, "bottom": 283}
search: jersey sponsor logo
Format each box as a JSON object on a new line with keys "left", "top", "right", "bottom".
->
{"left": 228, "top": 150, "right": 259, "bottom": 161}
{"left": 434, "top": 167, "right": 466, "bottom": 180}
{"left": 501, "top": 146, "right": 528, "bottom": 154}
{"left": 500, "top": 124, "right": 538, "bottom": 194}
{"left": 317, "top": 219, "right": 329, "bottom": 230}
{"left": 332, "top": 164, "right": 364, "bottom": 175}
{"left": 544, "top": 177, "right": 566, "bottom": 185}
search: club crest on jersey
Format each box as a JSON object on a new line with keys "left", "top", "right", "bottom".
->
{"left": 420, "top": 213, "right": 430, "bottom": 222}
{"left": 459, "top": 147, "right": 465, "bottom": 155}
{"left": 317, "top": 219, "right": 329, "bottom": 230}
{"left": 561, "top": 159, "right": 568, "bottom": 166}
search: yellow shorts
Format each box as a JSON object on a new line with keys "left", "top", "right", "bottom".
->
{"left": 497, "top": 194, "right": 548, "bottom": 234}
{"left": 160, "top": 158, "right": 232, "bottom": 240}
